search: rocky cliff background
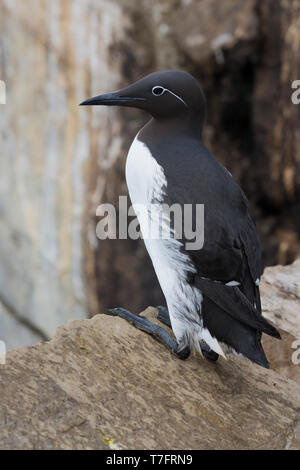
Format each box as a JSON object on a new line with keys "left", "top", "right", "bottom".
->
{"left": 0, "top": 0, "right": 299, "bottom": 348}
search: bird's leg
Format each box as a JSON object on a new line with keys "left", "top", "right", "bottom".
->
{"left": 106, "top": 308, "right": 190, "bottom": 360}
{"left": 157, "top": 306, "right": 219, "bottom": 363}
{"left": 156, "top": 306, "right": 172, "bottom": 328}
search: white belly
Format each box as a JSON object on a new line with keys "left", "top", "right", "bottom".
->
{"left": 125, "top": 135, "right": 224, "bottom": 357}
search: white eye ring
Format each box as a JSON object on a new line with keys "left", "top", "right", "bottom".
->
{"left": 152, "top": 86, "right": 166, "bottom": 97}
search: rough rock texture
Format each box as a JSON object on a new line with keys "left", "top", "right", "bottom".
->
{"left": 0, "top": 0, "right": 299, "bottom": 345}
{"left": 0, "top": 304, "right": 300, "bottom": 450}
{"left": 262, "top": 259, "right": 300, "bottom": 338}
{"left": 261, "top": 259, "right": 300, "bottom": 385}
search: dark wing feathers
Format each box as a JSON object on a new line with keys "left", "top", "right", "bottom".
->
{"left": 201, "top": 295, "right": 270, "bottom": 368}
{"left": 238, "top": 203, "right": 263, "bottom": 314}
{"left": 239, "top": 193, "right": 262, "bottom": 281}
{"left": 194, "top": 277, "right": 280, "bottom": 339}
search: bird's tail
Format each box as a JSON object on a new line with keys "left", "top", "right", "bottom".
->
{"left": 195, "top": 275, "right": 281, "bottom": 368}
{"left": 201, "top": 295, "right": 270, "bottom": 368}
{"left": 195, "top": 276, "right": 281, "bottom": 340}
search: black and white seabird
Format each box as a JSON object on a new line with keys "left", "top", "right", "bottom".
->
{"left": 80, "top": 70, "right": 280, "bottom": 368}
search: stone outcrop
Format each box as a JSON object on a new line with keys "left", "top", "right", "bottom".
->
{"left": 0, "top": 0, "right": 299, "bottom": 346}
{"left": 0, "top": 309, "right": 299, "bottom": 450}
{"left": 262, "top": 259, "right": 300, "bottom": 338}
{"left": 261, "top": 259, "right": 300, "bottom": 385}
{"left": 0, "top": 261, "right": 300, "bottom": 450}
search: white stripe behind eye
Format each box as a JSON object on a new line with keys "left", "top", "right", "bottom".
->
{"left": 153, "top": 86, "right": 188, "bottom": 107}
{"left": 165, "top": 88, "right": 188, "bottom": 107}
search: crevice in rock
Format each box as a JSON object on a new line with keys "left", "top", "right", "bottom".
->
{"left": 0, "top": 295, "right": 48, "bottom": 342}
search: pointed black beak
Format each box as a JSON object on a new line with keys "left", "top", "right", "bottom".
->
{"left": 79, "top": 92, "right": 146, "bottom": 107}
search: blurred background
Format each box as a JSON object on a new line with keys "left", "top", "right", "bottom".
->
{"left": 0, "top": 0, "right": 299, "bottom": 349}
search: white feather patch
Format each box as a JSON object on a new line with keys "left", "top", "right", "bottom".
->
{"left": 226, "top": 280, "right": 240, "bottom": 287}
{"left": 202, "top": 329, "right": 226, "bottom": 359}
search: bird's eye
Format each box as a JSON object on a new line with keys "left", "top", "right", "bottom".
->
{"left": 152, "top": 86, "right": 165, "bottom": 97}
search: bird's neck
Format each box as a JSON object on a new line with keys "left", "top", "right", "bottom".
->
{"left": 141, "top": 115, "right": 204, "bottom": 141}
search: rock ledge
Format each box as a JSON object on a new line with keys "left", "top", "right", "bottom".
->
{"left": 0, "top": 262, "right": 300, "bottom": 450}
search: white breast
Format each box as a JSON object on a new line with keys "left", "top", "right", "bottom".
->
{"left": 126, "top": 135, "right": 166, "bottom": 207}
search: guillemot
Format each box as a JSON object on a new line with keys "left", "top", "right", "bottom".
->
{"left": 80, "top": 70, "right": 280, "bottom": 368}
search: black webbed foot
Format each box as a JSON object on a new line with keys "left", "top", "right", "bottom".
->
{"left": 176, "top": 343, "right": 191, "bottom": 360}
{"left": 200, "top": 341, "right": 219, "bottom": 362}
{"left": 106, "top": 308, "right": 190, "bottom": 361}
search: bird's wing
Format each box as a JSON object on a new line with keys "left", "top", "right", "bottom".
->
{"left": 161, "top": 142, "right": 260, "bottom": 286}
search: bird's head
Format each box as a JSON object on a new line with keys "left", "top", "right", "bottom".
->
{"left": 80, "top": 70, "right": 205, "bottom": 123}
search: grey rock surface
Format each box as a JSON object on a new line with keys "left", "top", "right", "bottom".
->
{"left": 0, "top": 303, "right": 299, "bottom": 450}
